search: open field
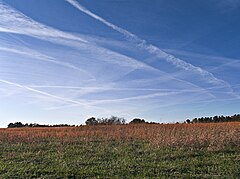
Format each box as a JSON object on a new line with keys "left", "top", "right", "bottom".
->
{"left": 0, "top": 123, "right": 240, "bottom": 178}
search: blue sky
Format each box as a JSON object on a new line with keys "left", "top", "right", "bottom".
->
{"left": 0, "top": 0, "right": 240, "bottom": 127}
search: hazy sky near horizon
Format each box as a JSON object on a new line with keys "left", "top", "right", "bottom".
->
{"left": 0, "top": 0, "right": 240, "bottom": 127}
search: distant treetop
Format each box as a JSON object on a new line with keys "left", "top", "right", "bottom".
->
{"left": 129, "top": 118, "right": 146, "bottom": 124}
{"left": 85, "top": 116, "right": 126, "bottom": 125}
{"left": 190, "top": 114, "right": 240, "bottom": 123}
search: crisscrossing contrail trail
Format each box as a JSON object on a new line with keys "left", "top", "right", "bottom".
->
{"left": 66, "top": 0, "right": 228, "bottom": 86}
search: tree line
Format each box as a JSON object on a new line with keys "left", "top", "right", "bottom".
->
{"left": 7, "top": 122, "right": 75, "bottom": 128}
{"left": 85, "top": 116, "right": 152, "bottom": 125}
{"left": 7, "top": 114, "right": 240, "bottom": 128}
{"left": 7, "top": 116, "right": 148, "bottom": 128}
{"left": 190, "top": 114, "right": 240, "bottom": 123}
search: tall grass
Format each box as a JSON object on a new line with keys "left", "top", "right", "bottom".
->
{"left": 1, "top": 122, "right": 239, "bottom": 150}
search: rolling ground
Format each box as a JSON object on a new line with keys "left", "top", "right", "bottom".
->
{"left": 0, "top": 123, "right": 239, "bottom": 178}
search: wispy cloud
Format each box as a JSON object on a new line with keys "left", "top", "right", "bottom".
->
{"left": 0, "top": 1, "right": 155, "bottom": 73}
{"left": 66, "top": 0, "right": 228, "bottom": 86}
{"left": 0, "top": 45, "right": 94, "bottom": 79}
{"left": 27, "top": 84, "right": 231, "bottom": 94}
{"left": 0, "top": 1, "right": 87, "bottom": 44}
{"left": 88, "top": 92, "right": 183, "bottom": 105}
{"left": 0, "top": 79, "right": 88, "bottom": 106}
{"left": 1, "top": 0, "right": 217, "bottom": 95}
{"left": 0, "top": 2, "right": 176, "bottom": 111}
{"left": 0, "top": 1, "right": 173, "bottom": 108}
{"left": 0, "top": 79, "right": 115, "bottom": 114}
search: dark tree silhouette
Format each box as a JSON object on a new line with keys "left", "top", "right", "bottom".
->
{"left": 191, "top": 114, "right": 240, "bottom": 123}
{"left": 7, "top": 123, "right": 15, "bottom": 128}
{"left": 85, "top": 117, "right": 98, "bottom": 125}
{"left": 7, "top": 122, "right": 74, "bottom": 128}
{"left": 97, "top": 116, "right": 126, "bottom": 125}
{"left": 7, "top": 122, "right": 24, "bottom": 128}
{"left": 129, "top": 118, "right": 146, "bottom": 124}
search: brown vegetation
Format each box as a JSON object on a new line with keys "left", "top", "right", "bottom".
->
{"left": 0, "top": 122, "right": 240, "bottom": 150}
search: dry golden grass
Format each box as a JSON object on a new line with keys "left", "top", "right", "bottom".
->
{"left": 0, "top": 122, "right": 239, "bottom": 150}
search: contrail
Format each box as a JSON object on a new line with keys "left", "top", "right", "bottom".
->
{"left": 0, "top": 1, "right": 87, "bottom": 44}
{"left": 27, "top": 84, "right": 230, "bottom": 93}
{"left": 88, "top": 91, "right": 182, "bottom": 105}
{"left": 66, "top": 0, "right": 136, "bottom": 39}
{"left": 66, "top": 0, "right": 227, "bottom": 85}
{"left": 0, "top": 46, "right": 95, "bottom": 79}
{"left": 0, "top": 79, "right": 89, "bottom": 106}
{"left": 0, "top": 79, "right": 113, "bottom": 113}
{"left": 0, "top": 2, "right": 155, "bottom": 72}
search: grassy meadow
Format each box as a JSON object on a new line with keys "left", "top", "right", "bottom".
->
{"left": 0, "top": 123, "right": 240, "bottom": 178}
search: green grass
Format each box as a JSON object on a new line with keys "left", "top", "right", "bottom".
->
{"left": 0, "top": 138, "right": 239, "bottom": 178}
